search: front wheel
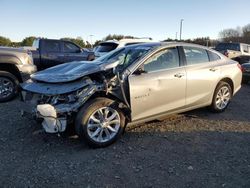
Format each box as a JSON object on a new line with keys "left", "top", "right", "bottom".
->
{"left": 0, "top": 71, "right": 19, "bottom": 102}
{"left": 210, "top": 81, "right": 232, "bottom": 113}
{"left": 75, "top": 98, "right": 125, "bottom": 148}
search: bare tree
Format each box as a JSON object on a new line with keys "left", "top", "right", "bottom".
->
{"left": 242, "top": 24, "right": 250, "bottom": 37}
{"left": 219, "top": 28, "right": 241, "bottom": 42}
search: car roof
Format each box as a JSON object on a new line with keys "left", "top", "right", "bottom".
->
{"left": 123, "top": 41, "right": 212, "bottom": 49}
{"left": 121, "top": 42, "right": 225, "bottom": 58}
{"left": 100, "top": 38, "right": 155, "bottom": 45}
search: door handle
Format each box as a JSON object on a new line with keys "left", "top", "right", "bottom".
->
{"left": 174, "top": 73, "right": 185, "bottom": 78}
{"left": 209, "top": 67, "right": 218, "bottom": 72}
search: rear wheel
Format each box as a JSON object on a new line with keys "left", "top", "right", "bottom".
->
{"left": 75, "top": 98, "right": 125, "bottom": 148}
{"left": 210, "top": 81, "right": 232, "bottom": 112}
{"left": 0, "top": 71, "right": 19, "bottom": 102}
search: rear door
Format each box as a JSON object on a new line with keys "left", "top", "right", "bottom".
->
{"left": 40, "top": 40, "right": 64, "bottom": 69}
{"left": 183, "top": 46, "right": 221, "bottom": 107}
{"left": 63, "top": 41, "right": 88, "bottom": 62}
{"left": 128, "top": 46, "right": 186, "bottom": 121}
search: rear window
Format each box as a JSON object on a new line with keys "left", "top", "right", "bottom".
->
{"left": 215, "top": 43, "right": 240, "bottom": 51}
{"left": 207, "top": 51, "right": 221, "bottom": 61}
{"left": 95, "top": 43, "right": 118, "bottom": 53}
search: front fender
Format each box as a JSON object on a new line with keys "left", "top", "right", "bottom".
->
{"left": 0, "top": 54, "right": 22, "bottom": 65}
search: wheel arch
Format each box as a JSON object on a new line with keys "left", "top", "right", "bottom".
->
{"left": 218, "top": 77, "right": 234, "bottom": 94}
{"left": 85, "top": 91, "right": 131, "bottom": 122}
{"left": 0, "top": 63, "right": 22, "bottom": 82}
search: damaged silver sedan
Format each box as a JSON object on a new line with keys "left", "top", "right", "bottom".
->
{"left": 21, "top": 42, "right": 242, "bottom": 148}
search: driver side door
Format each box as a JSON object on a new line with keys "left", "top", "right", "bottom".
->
{"left": 128, "top": 47, "right": 186, "bottom": 121}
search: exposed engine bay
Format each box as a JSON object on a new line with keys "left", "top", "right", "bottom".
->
{"left": 21, "top": 63, "right": 129, "bottom": 134}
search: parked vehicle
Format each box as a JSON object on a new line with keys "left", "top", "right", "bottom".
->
{"left": 232, "top": 55, "right": 250, "bottom": 65}
{"left": 21, "top": 42, "right": 242, "bottom": 148}
{"left": 215, "top": 42, "right": 250, "bottom": 59}
{"left": 31, "top": 39, "right": 95, "bottom": 70}
{"left": 94, "top": 38, "right": 154, "bottom": 58}
{"left": 241, "top": 63, "right": 250, "bottom": 84}
{"left": 0, "top": 47, "right": 37, "bottom": 102}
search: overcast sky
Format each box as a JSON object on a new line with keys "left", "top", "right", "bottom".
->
{"left": 1, "top": 0, "right": 250, "bottom": 42}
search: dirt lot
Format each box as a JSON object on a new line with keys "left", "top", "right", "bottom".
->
{"left": 0, "top": 85, "right": 250, "bottom": 188}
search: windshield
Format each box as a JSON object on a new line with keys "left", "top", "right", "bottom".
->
{"left": 94, "top": 45, "right": 154, "bottom": 71}
{"left": 95, "top": 43, "right": 118, "bottom": 53}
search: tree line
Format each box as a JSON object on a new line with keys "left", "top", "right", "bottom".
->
{"left": 0, "top": 34, "right": 217, "bottom": 48}
{"left": 219, "top": 23, "right": 250, "bottom": 43}
{"left": 0, "top": 36, "right": 93, "bottom": 48}
{"left": 0, "top": 23, "right": 249, "bottom": 48}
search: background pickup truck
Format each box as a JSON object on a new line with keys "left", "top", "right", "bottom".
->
{"left": 215, "top": 42, "right": 250, "bottom": 64}
{"left": 0, "top": 47, "right": 36, "bottom": 102}
{"left": 31, "top": 39, "right": 95, "bottom": 70}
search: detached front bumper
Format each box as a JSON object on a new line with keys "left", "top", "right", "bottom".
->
{"left": 20, "top": 76, "right": 100, "bottom": 134}
{"left": 20, "top": 91, "right": 67, "bottom": 133}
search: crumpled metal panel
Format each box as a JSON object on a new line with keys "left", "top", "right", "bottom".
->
{"left": 20, "top": 77, "right": 93, "bottom": 95}
{"left": 31, "top": 61, "right": 101, "bottom": 83}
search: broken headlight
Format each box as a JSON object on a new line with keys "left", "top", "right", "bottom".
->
{"left": 39, "top": 86, "right": 91, "bottom": 105}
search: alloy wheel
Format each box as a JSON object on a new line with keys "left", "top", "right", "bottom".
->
{"left": 87, "top": 107, "right": 121, "bottom": 143}
{"left": 215, "top": 86, "right": 231, "bottom": 110}
{"left": 0, "top": 77, "right": 14, "bottom": 100}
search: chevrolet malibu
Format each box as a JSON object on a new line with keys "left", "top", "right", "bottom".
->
{"left": 21, "top": 42, "right": 242, "bottom": 148}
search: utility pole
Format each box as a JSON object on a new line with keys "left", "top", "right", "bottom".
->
{"left": 179, "top": 19, "right": 184, "bottom": 41}
{"left": 175, "top": 32, "right": 178, "bottom": 40}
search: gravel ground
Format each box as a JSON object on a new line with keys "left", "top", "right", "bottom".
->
{"left": 0, "top": 85, "right": 250, "bottom": 188}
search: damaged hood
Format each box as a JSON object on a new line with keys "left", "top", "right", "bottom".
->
{"left": 31, "top": 61, "right": 117, "bottom": 83}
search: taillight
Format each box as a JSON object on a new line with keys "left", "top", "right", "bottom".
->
{"left": 237, "top": 63, "right": 243, "bottom": 72}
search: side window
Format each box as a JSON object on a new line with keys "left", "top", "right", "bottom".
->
{"left": 143, "top": 47, "right": 180, "bottom": 72}
{"left": 63, "top": 42, "right": 80, "bottom": 53}
{"left": 44, "top": 41, "right": 60, "bottom": 52}
{"left": 184, "top": 46, "right": 209, "bottom": 65}
{"left": 207, "top": 51, "right": 221, "bottom": 62}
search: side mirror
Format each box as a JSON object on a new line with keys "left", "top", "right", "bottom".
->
{"left": 134, "top": 66, "right": 147, "bottom": 75}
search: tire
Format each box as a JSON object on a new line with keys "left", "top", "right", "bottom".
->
{"left": 0, "top": 71, "right": 19, "bottom": 102}
{"left": 210, "top": 81, "right": 232, "bottom": 113}
{"left": 75, "top": 97, "right": 125, "bottom": 148}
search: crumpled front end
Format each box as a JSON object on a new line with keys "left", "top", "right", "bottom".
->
{"left": 20, "top": 77, "right": 103, "bottom": 133}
